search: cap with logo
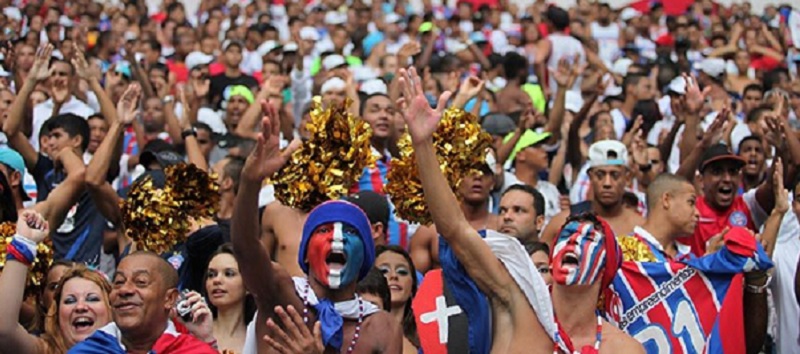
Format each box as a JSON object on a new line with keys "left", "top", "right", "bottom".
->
{"left": 588, "top": 140, "right": 628, "bottom": 169}
{"left": 699, "top": 143, "right": 745, "bottom": 173}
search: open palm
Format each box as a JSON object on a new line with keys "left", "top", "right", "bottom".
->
{"left": 30, "top": 44, "right": 53, "bottom": 82}
{"left": 398, "top": 67, "right": 452, "bottom": 143}
{"left": 242, "top": 101, "right": 301, "bottom": 182}
{"left": 117, "top": 83, "right": 141, "bottom": 125}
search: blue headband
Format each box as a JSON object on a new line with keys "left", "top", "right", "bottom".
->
{"left": 298, "top": 201, "right": 375, "bottom": 280}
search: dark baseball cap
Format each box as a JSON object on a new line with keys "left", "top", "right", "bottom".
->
{"left": 344, "top": 191, "right": 389, "bottom": 227}
{"left": 481, "top": 113, "right": 516, "bottom": 137}
{"left": 140, "top": 150, "right": 183, "bottom": 170}
{"left": 700, "top": 143, "right": 745, "bottom": 173}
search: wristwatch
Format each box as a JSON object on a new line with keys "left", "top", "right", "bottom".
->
{"left": 744, "top": 274, "right": 771, "bottom": 294}
{"left": 181, "top": 128, "right": 197, "bottom": 140}
{"left": 163, "top": 95, "right": 175, "bottom": 104}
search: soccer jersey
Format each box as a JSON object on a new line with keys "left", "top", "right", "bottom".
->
{"left": 691, "top": 189, "right": 767, "bottom": 257}
{"left": 619, "top": 226, "right": 693, "bottom": 263}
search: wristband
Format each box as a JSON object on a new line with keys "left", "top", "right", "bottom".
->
{"left": 181, "top": 128, "right": 197, "bottom": 140}
{"left": 6, "top": 234, "right": 38, "bottom": 266}
{"left": 745, "top": 274, "right": 771, "bottom": 294}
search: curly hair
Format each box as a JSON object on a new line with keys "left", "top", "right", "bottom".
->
{"left": 41, "top": 264, "right": 111, "bottom": 354}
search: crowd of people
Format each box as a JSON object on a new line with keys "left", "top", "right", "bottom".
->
{"left": 0, "top": 0, "right": 797, "bottom": 353}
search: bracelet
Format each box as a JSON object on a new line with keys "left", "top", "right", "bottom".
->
{"left": 745, "top": 274, "right": 771, "bottom": 294}
{"left": 6, "top": 234, "right": 38, "bottom": 266}
{"left": 181, "top": 128, "right": 197, "bottom": 140}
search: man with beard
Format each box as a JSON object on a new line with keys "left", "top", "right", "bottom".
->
{"left": 70, "top": 252, "right": 218, "bottom": 353}
{"left": 409, "top": 152, "right": 499, "bottom": 273}
{"left": 619, "top": 173, "right": 698, "bottom": 262}
{"left": 542, "top": 140, "right": 644, "bottom": 244}
{"left": 610, "top": 73, "right": 652, "bottom": 140}
{"left": 550, "top": 214, "right": 644, "bottom": 353}
{"left": 233, "top": 101, "right": 401, "bottom": 353}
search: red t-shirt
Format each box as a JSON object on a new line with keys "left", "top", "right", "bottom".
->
{"left": 691, "top": 192, "right": 763, "bottom": 257}
{"left": 166, "top": 60, "right": 189, "bottom": 84}
{"left": 750, "top": 54, "right": 782, "bottom": 72}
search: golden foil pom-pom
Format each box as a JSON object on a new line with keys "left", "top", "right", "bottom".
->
{"left": 386, "top": 108, "right": 492, "bottom": 225}
{"left": 269, "top": 97, "right": 375, "bottom": 211}
{"left": 122, "top": 163, "right": 219, "bottom": 254}
{"left": 0, "top": 221, "right": 54, "bottom": 296}
{"left": 618, "top": 235, "right": 658, "bottom": 262}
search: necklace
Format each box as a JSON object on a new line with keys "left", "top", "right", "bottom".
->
{"left": 553, "top": 312, "right": 603, "bottom": 354}
{"left": 302, "top": 282, "right": 364, "bottom": 353}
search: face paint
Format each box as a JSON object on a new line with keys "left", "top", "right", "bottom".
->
{"left": 551, "top": 221, "right": 606, "bottom": 286}
{"left": 306, "top": 222, "right": 365, "bottom": 289}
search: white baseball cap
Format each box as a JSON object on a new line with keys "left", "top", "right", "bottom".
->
{"left": 588, "top": 140, "right": 628, "bottom": 169}
{"left": 186, "top": 51, "right": 214, "bottom": 71}
{"left": 324, "top": 11, "right": 347, "bottom": 25}
{"left": 257, "top": 40, "right": 282, "bottom": 57}
{"left": 360, "top": 79, "right": 387, "bottom": 95}
{"left": 385, "top": 13, "right": 402, "bottom": 24}
{"left": 300, "top": 27, "right": 320, "bottom": 41}
{"left": 565, "top": 90, "right": 584, "bottom": 113}
{"left": 619, "top": 8, "right": 641, "bottom": 22}
{"left": 697, "top": 58, "right": 726, "bottom": 79}
{"left": 612, "top": 58, "right": 633, "bottom": 77}
{"left": 321, "top": 77, "right": 347, "bottom": 93}
{"left": 667, "top": 76, "right": 687, "bottom": 95}
{"left": 322, "top": 54, "right": 347, "bottom": 71}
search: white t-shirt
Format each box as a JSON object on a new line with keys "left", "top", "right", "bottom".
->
{"left": 31, "top": 97, "right": 95, "bottom": 150}
{"left": 546, "top": 32, "right": 585, "bottom": 93}
{"left": 610, "top": 108, "right": 629, "bottom": 140}
{"left": 768, "top": 198, "right": 800, "bottom": 354}
{"left": 590, "top": 22, "right": 620, "bottom": 67}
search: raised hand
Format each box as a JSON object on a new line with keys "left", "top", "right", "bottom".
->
{"left": 105, "top": 64, "right": 122, "bottom": 90}
{"left": 550, "top": 56, "right": 583, "bottom": 89}
{"left": 241, "top": 100, "right": 301, "bottom": 182}
{"left": 631, "top": 133, "right": 649, "bottom": 167}
{"left": 773, "top": 159, "right": 788, "bottom": 214}
{"left": 682, "top": 73, "right": 711, "bottom": 114}
{"left": 458, "top": 76, "right": 484, "bottom": 99}
{"left": 70, "top": 43, "right": 94, "bottom": 80}
{"left": 262, "top": 305, "right": 325, "bottom": 354}
{"left": 397, "top": 67, "right": 452, "bottom": 143}
{"left": 116, "top": 83, "right": 141, "bottom": 125}
{"left": 30, "top": 44, "right": 53, "bottom": 82}
{"left": 191, "top": 76, "right": 210, "bottom": 99}
{"left": 705, "top": 227, "right": 729, "bottom": 255}
{"left": 397, "top": 40, "right": 422, "bottom": 59}
{"left": 699, "top": 109, "right": 729, "bottom": 148}
{"left": 16, "top": 210, "right": 49, "bottom": 243}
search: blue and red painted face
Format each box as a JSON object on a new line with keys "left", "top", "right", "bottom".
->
{"left": 306, "top": 222, "right": 365, "bottom": 289}
{"left": 551, "top": 221, "right": 606, "bottom": 286}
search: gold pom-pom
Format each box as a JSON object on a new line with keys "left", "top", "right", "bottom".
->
{"left": 0, "top": 221, "right": 54, "bottom": 296}
{"left": 618, "top": 235, "right": 657, "bottom": 262}
{"left": 165, "top": 163, "right": 220, "bottom": 220}
{"left": 269, "top": 97, "right": 375, "bottom": 211}
{"left": 122, "top": 163, "right": 219, "bottom": 254}
{"left": 386, "top": 108, "right": 492, "bottom": 225}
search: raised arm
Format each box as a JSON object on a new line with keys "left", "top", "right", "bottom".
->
{"left": 398, "top": 67, "right": 514, "bottom": 299}
{"left": 34, "top": 148, "right": 86, "bottom": 229}
{"left": 178, "top": 89, "right": 209, "bottom": 171}
{"left": 0, "top": 211, "right": 49, "bottom": 354}
{"left": 86, "top": 85, "right": 141, "bottom": 226}
{"left": 450, "top": 76, "right": 484, "bottom": 110}
{"left": 232, "top": 101, "right": 300, "bottom": 303}
{"left": 678, "top": 75, "right": 709, "bottom": 164}
{"left": 543, "top": 57, "right": 582, "bottom": 143}
{"left": 3, "top": 45, "right": 53, "bottom": 169}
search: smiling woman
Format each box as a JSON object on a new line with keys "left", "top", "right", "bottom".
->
{"left": 203, "top": 243, "right": 256, "bottom": 353}
{"left": 0, "top": 211, "right": 113, "bottom": 354}
{"left": 375, "top": 246, "right": 419, "bottom": 354}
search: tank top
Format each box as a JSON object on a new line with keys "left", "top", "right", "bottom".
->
{"left": 546, "top": 32, "right": 585, "bottom": 93}
{"left": 590, "top": 22, "right": 621, "bottom": 66}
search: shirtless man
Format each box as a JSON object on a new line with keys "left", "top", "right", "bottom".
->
{"left": 550, "top": 214, "right": 645, "bottom": 353}
{"left": 261, "top": 202, "right": 308, "bottom": 276}
{"left": 409, "top": 159, "right": 500, "bottom": 273}
{"left": 232, "top": 101, "right": 401, "bottom": 354}
{"left": 542, "top": 140, "right": 644, "bottom": 244}
{"left": 399, "top": 67, "right": 555, "bottom": 353}
{"left": 495, "top": 52, "right": 533, "bottom": 114}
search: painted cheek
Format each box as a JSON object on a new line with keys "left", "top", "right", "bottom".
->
{"left": 340, "top": 231, "right": 365, "bottom": 285}
{"left": 577, "top": 238, "right": 605, "bottom": 285}
{"left": 307, "top": 232, "right": 333, "bottom": 286}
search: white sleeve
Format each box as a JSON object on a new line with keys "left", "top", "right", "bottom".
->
{"left": 742, "top": 188, "right": 769, "bottom": 228}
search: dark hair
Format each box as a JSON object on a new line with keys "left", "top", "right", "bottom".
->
{"left": 203, "top": 243, "right": 257, "bottom": 325}
{"left": 746, "top": 105, "right": 772, "bottom": 123}
{"left": 45, "top": 113, "right": 91, "bottom": 152}
{"left": 742, "top": 83, "right": 764, "bottom": 96}
{"left": 524, "top": 241, "right": 550, "bottom": 256}
{"left": 149, "top": 62, "right": 169, "bottom": 76}
{"left": 146, "top": 39, "right": 162, "bottom": 53}
{"left": 546, "top": 6, "right": 570, "bottom": 31}
{"left": 356, "top": 267, "right": 391, "bottom": 311}
{"left": 503, "top": 52, "right": 528, "bottom": 81}
{"left": 222, "top": 156, "right": 245, "bottom": 194}
{"left": 87, "top": 113, "right": 106, "bottom": 122}
{"left": 632, "top": 99, "right": 662, "bottom": 136}
{"left": 359, "top": 93, "right": 390, "bottom": 116}
{"left": 622, "top": 73, "right": 647, "bottom": 96}
{"left": 375, "top": 245, "right": 419, "bottom": 347}
{"left": 193, "top": 122, "right": 213, "bottom": 135}
{"left": 0, "top": 170, "right": 17, "bottom": 223}
{"left": 502, "top": 184, "right": 546, "bottom": 217}
{"left": 762, "top": 68, "right": 789, "bottom": 92}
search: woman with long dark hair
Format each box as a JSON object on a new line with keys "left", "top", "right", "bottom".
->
{"left": 375, "top": 245, "right": 419, "bottom": 354}
{"left": 203, "top": 243, "right": 256, "bottom": 353}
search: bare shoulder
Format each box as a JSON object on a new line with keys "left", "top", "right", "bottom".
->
{"left": 412, "top": 224, "right": 438, "bottom": 241}
{"left": 601, "top": 322, "right": 644, "bottom": 354}
{"left": 363, "top": 310, "right": 402, "bottom": 351}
